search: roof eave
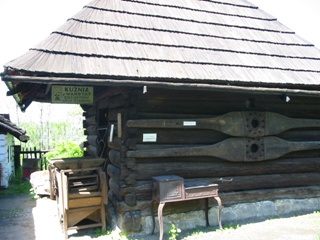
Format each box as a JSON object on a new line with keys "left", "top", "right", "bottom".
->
{"left": 2, "top": 74, "right": 320, "bottom": 98}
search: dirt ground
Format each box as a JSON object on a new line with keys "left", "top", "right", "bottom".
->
{"left": 0, "top": 194, "right": 319, "bottom": 240}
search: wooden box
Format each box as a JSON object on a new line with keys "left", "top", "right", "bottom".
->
{"left": 152, "top": 175, "right": 184, "bottom": 202}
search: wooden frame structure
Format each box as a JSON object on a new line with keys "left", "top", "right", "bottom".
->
{"left": 49, "top": 158, "right": 107, "bottom": 239}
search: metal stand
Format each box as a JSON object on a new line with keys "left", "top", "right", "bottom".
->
{"left": 151, "top": 176, "right": 223, "bottom": 240}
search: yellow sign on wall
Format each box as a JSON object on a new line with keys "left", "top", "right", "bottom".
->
{"left": 52, "top": 86, "right": 93, "bottom": 104}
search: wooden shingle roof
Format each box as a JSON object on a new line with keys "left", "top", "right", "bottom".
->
{"left": 0, "top": 115, "right": 29, "bottom": 142}
{"left": 2, "top": 0, "right": 320, "bottom": 109}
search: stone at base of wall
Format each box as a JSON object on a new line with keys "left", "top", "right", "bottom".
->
{"left": 128, "top": 197, "right": 320, "bottom": 237}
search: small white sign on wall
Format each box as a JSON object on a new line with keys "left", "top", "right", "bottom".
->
{"left": 143, "top": 133, "right": 157, "bottom": 142}
{"left": 183, "top": 121, "right": 197, "bottom": 126}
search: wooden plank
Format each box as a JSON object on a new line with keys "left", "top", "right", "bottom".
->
{"left": 69, "top": 192, "right": 101, "bottom": 199}
{"left": 68, "top": 197, "right": 101, "bottom": 208}
{"left": 98, "top": 168, "right": 108, "bottom": 205}
{"left": 67, "top": 208, "right": 100, "bottom": 227}
{"left": 62, "top": 171, "right": 69, "bottom": 210}
{"left": 117, "top": 112, "right": 122, "bottom": 138}
{"left": 68, "top": 223, "right": 102, "bottom": 230}
{"left": 69, "top": 185, "right": 99, "bottom": 192}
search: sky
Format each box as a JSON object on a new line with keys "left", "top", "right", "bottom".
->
{"left": 249, "top": 0, "right": 320, "bottom": 48}
{"left": 0, "top": 0, "right": 319, "bottom": 122}
{"left": 0, "top": 0, "right": 89, "bottom": 122}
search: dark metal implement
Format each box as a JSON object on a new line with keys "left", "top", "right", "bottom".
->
{"left": 127, "top": 111, "right": 320, "bottom": 137}
{"left": 151, "top": 175, "right": 223, "bottom": 240}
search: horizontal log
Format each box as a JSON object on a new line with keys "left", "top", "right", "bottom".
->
{"left": 219, "top": 173, "right": 320, "bottom": 192}
{"left": 135, "top": 99, "right": 246, "bottom": 115}
{"left": 128, "top": 130, "right": 228, "bottom": 145}
{"left": 127, "top": 137, "right": 320, "bottom": 162}
{"left": 108, "top": 108, "right": 133, "bottom": 122}
{"left": 122, "top": 173, "right": 320, "bottom": 202}
{"left": 133, "top": 157, "right": 320, "bottom": 180}
{"left": 279, "top": 130, "right": 320, "bottom": 141}
{"left": 97, "top": 96, "right": 110, "bottom": 110}
{"left": 107, "top": 163, "right": 131, "bottom": 180}
{"left": 116, "top": 186, "right": 320, "bottom": 217}
{"left": 132, "top": 107, "right": 320, "bottom": 123}
{"left": 220, "top": 186, "right": 320, "bottom": 207}
{"left": 135, "top": 93, "right": 320, "bottom": 117}
{"left": 137, "top": 87, "right": 260, "bottom": 102}
{"left": 95, "top": 86, "right": 132, "bottom": 102}
{"left": 109, "top": 94, "right": 128, "bottom": 109}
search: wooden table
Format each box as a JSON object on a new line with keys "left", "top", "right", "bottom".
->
{"left": 151, "top": 175, "right": 223, "bottom": 240}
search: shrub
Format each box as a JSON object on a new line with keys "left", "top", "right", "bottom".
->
{"left": 45, "top": 141, "right": 83, "bottom": 160}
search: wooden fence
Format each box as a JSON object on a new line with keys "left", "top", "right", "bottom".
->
{"left": 14, "top": 146, "right": 48, "bottom": 179}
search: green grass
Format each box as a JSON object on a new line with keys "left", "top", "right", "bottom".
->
{"left": 0, "top": 169, "right": 32, "bottom": 195}
{"left": 95, "top": 228, "right": 129, "bottom": 239}
{"left": 189, "top": 229, "right": 205, "bottom": 236}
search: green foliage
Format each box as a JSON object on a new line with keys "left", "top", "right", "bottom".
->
{"left": 95, "top": 228, "right": 113, "bottom": 237}
{"left": 95, "top": 228, "right": 129, "bottom": 239}
{"left": 45, "top": 141, "right": 84, "bottom": 160}
{"left": 190, "top": 229, "right": 205, "bottom": 236}
{"left": 0, "top": 181, "right": 32, "bottom": 195}
{"left": 220, "top": 224, "right": 240, "bottom": 231}
{"left": 167, "top": 224, "right": 181, "bottom": 240}
{"left": 0, "top": 169, "right": 32, "bottom": 195}
{"left": 18, "top": 121, "right": 84, "bottom": 151}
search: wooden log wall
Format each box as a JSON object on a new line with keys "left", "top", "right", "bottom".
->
{"left": 82, "top": 104, "right": 98, "bottom": 157}
{"left": 122, "top": 88, "right": 320, "bottom": 207}
{"left": 87, "top": 86, "right": 320, "bottom": 231}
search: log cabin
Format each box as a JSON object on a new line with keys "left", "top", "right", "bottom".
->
{"left": 0, "top": 114, "right": 29, "bottom": 188}
{"left": 1, "top": 0, "right": 320, "bottom": 234}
